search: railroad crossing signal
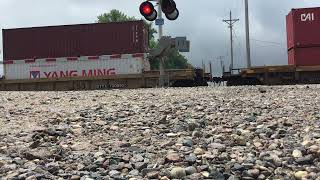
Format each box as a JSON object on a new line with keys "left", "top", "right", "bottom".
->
{"left": 139, "top": 0, "right": 179, "bottom": 21}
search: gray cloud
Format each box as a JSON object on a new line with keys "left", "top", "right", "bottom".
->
{"left": 0, "top": 0, "right": 320, "bottom": 76}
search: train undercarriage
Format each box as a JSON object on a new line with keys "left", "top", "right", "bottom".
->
{"left": 0, "top": 68, "right": 209, "bottom": 91}
{"left": 222, "top": 65, "right": 320, "bottom": 86}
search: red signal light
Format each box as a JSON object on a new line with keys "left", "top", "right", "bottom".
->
{"left": 140, "top": 1, "right": 157, "bottom": 21}
{"left": 140, "top": 2, "right": 153, "bottom": 16}
{"left": 143, "top": 6, "right": 151, "bottom": 15}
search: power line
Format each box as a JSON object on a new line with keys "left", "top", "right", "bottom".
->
{"left": 253, "top": 43, "right": 286, "bottom": 49}
{"left": 250, "top": 38, "right": 285, "bottom": 46}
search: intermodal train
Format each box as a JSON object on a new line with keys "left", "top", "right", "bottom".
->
{"left": 0, "top": 20, "right": 208, "bottom": 91}
{"left": 223, "top": 7, "right": 320, "bottom": 86}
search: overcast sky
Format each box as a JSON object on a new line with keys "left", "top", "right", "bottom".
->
{"left": 0, "top": 0, "right": 320, "bottom": 75}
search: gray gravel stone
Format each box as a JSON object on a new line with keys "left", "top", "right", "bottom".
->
{"left": 1, "top": 86, "right": 320, "bottom": 179}
{"left": 185, "top": 166, "right": 197, "bottom": 175}
{"left": 296, "top": 154, "right": 314, "bottom": 165}
{"left": 182, "top": 138, "right": 193, "bottom": 147}
{"left": 109, "top": 170, "right": 120, "bottom": 177}
{"left": 170, "top": 167, "right": 186, "bottom": 179}
{"left": 185, "top": 154, "right": 197, "bottom": 165}
{"left": 134, "top": 162, "right": 148, "bottom": 171}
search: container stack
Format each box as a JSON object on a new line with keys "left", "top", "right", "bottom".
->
{"left": 2, "top": 21, "right": 150, "bottom": 80}
{"left": 286, "top": 7, "right": 320, "bottom": 66}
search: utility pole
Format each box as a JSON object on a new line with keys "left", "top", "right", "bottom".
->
{"left": 158, "top": 0, "right": 165, "bottom": 87}
{"left": 158, "top": 0, "right": 163, "bottom": 39}
{"left": 209, "top": 61, "right": 213, "bottom": 80}
{"left": 245, "top": 0, "right": 252, "bottom": 68}
{"left": 218, "top": 56, "right": 225, "bottom": 75}
{"left": 202, "top": 59, "right": 205, "bottom": 77}
{"left": 223, "top": 11, "right": 239, "bottom": 74}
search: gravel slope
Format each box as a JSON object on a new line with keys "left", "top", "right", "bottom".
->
{"left": 0, "top": 85, "right": 320, "bottom": 180}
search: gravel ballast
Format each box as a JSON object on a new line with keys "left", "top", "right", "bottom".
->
{"left": 0, "top": 85, "right": 320, "bottom": 180}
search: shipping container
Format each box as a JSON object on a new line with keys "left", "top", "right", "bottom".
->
{"left": 3, "top": 53, "right": 150, "bottom": 80}
{"left": 288, "top": 47, "right": 320, "bottom": 66}
{"left": 286, "top": 7, "right": 320, "bottom": 49}
{"left": 2, "top": 21, "right": 149, "bottom": 61}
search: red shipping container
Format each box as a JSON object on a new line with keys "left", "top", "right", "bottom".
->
{"left": 2, "top": 21, "right": 149, "bottom": 61}
{"left": 288, "top": 47, "right": 320, "bottom": 66}
{"left": 286, "top": 7, "right": 320, "bottom": 50}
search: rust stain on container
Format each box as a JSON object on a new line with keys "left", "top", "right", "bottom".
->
{"left": 286, "top": 7, "right": 320, "bottom": 49}
{"left": 2, "top": 20, "right": 149, "bottom": 61}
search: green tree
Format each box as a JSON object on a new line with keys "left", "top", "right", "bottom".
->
{"left": 97, "top": 9, "right": 192, "bottom": 70}
{"left": 97, "top": 9, "right": 157, "bottom": 42}
{"left": 97, "top": 9, "right": 136, "bottom": 22}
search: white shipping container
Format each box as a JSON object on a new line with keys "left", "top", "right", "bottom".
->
{"left": 4, "top": 54, "right": 150, "bottom": 80}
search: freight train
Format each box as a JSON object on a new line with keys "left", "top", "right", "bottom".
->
{"left": 0, "top": 20, "right": 209, "bottom": 91}
{"left": 223, "top": 7, "right": 320, "bottom": 86}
